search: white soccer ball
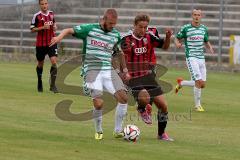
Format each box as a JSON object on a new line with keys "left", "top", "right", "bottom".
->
{"left": 123, "top": 124, "right": 140, "bottom": 142}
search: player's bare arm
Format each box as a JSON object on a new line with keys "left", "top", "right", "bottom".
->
{"left": 113, "top": 52, "right": 131, "bottom": 83}
{"left": 119, "top": 52, "right": 131, "bottom": 82}
{"left": 175, "top": 38, "right": 182, "bottom": 48}
{"left": 31, "top": 23, "right": 51, "bottom": 33}
{"left": 49, "top": 28, "right": 74, "bottom": 47}
{"left": 205, "top": 41, "right": 214, "bottom": 54}
{"left": 53, "top": 23, "right": 57, "bottom": 31}
{"left": 162, "top": 28, "right": 173, "bottom": 50}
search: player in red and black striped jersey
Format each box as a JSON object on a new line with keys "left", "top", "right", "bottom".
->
{"left": 30, "top": 0, "right": 58, "bottom": 93}
{"left": 120, "top": 14, "right": 174, "bottom": 141}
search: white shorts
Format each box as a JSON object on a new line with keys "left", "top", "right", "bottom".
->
{"left": 186, "top": 57, "right": 206, "bottom": 81}
{"left": 83, "top": 70, "right": 126, "bottom": 98}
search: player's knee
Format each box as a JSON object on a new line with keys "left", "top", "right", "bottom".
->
{"left": 137, "top": 90, "right": 150, "bottom": 104}
{"left": 50, "top": 57, "right": 57, "bottom": 64}
{"left": 115, "top": 90, "right": 128, "bottom": 104}
{"left": 195, "top": 80, "right": 202, "bottom": 89}
{"left": 93, "top": 98, "right": 104, "bottom": 109}
{"left": 38, "top": 61, "right": 44, "bottom": 67}
{"left": 201, "top": 82, "right": 206, "bottom": 88}
{"left": 119, "top": 95, "right": 128, "bottom": 104}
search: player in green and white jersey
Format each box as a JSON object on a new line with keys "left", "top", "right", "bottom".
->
{"left": 175, "top": 9, "right": 214, "bottom": 112}
{"left": 50, "top": 9, "right": 130, "bottom": 140}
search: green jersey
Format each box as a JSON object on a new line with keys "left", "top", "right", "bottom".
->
{"left": 176, "top": 23, "right": 209, "bottom": 59}
{"left": 73, "top": 23, "right": 121, "bottom": 75}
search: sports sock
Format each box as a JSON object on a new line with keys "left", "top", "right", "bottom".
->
{"left": 194, "top": 87, "right": 201, "bottom": 107}
{"left": 36, "top": 66, "right": 43, "bottom": 81}
{"left": 114, "top": 103, "right": 127, "bottom": 133}
{"left": 181, "top": 80, "right": 195, "bottom": 87}
{"left": 157, "top": 111, "right": 168, "bottom": 136}
{"left": 93, "top": 108, "right": 103, "bottom": 133}
{"left": 50, "top": 64, "right": 57, "bottom": 87}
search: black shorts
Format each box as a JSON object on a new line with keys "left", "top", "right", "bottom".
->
{"left": 128, "top": 73, "right": 163, "bottom": 102}
{"left": 36, "top": 44, "right": 58, "bottom": 61}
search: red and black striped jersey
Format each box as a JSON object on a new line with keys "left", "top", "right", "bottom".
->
{"left": 30, "top": 11, "right": 56, "bottom": 47}
{"left": 121, "top": 31, "right": 164, "bottom": 78}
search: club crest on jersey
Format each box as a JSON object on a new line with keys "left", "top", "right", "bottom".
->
{"left": 143, "top": 38, "right": 148, "bottom": 44}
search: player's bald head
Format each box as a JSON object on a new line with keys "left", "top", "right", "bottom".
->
{"left": 103, "top": 8, "right": 118, "bottom": 20}
{"left": 101, "top": 9, "right": 118, "bottom": 32}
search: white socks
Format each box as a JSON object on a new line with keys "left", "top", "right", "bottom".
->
{"left": 181, "top": 80, "right": 195, "bottom": 87}
{"left": 180, "top": 80, "right": 201, "bottom": 107}
{"left": 93, "top": 103, "right": 128, "bottom": 133}
{"left": 194, "top": 87, "right": 201, "bottom": 107}
{"left": 93, "top": 108, "right": 103, "bottom": 133}
{"left": 114, "top": 103, "right": 128, "bottom": 133}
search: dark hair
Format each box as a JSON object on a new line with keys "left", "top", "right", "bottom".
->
{"left": 134, "top": 14, "right": 150, "bottom": 25}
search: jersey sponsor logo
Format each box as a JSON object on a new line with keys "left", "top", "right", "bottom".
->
{"left": 91, "top": 39, "right": 109, "bottom": 48}
{"left": 189, "top": 36, "right": 204, "bottom": 41}
{"left": 135, "top": 47, "right": 147, "bottom": 55}
{"left": 44, "top": 21, "right": 53, "bottom": 26}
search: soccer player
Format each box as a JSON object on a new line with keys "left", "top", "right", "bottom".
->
{"left": 119, "top": 27, "right": 161, "bottom": 124}
{"left": 49, "top": 9, "right": 129, "bottom": 140}
{"left": 120, "top": 13, "right": 174, "bottom": 141}
{"left": 30, "top": 0, "right": 58, "bottom": 93}
{"left": 175, "top": 9, "right": 214, "bottom": 112}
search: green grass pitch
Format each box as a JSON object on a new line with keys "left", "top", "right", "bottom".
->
{"left": 0, "top": 62, "right": 239, "bottom": 160}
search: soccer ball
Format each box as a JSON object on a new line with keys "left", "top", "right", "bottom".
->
{"left": 123, "top": 124, "right": 140, "bottom": 142}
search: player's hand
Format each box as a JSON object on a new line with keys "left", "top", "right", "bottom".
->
{"left": 209, "top": 47, "right": 214, "bottom": 54}
{"left": 119, "top": 72, "right": 131, "bottom": 84}
{"left": 53, "top": 24, "right": 57, "bottom": 31}
{"left": 123, "top": 72, "right": 131, "bottom": 81}
{"left": 175, "top": 41, "right": 182, "bottom": 48}
{"left": 49, "top": 36, "right": 60, "bottom": 47}
{"left": 165, "top": 28, "right": 173, "bottom": 38}
{"left": 43, "top": 24, "right": 50, "bottom": 30}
